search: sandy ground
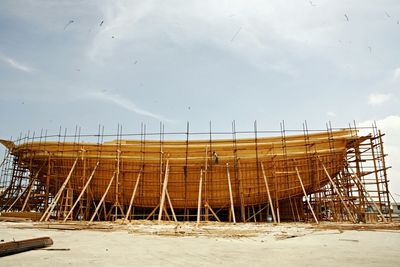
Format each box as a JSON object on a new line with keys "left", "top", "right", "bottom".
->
{"left": 0, "top": 221, "right": 399, "bottom": 267}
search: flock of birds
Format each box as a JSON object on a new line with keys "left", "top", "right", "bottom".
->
{"left": 62, "top": 5, "right": 398, "bottom": 45}
{"left": 55, "top": 5, "right": 398, "bottom": 112}
{"left": 308, "top": 1, "right": 398, "bottom": 24}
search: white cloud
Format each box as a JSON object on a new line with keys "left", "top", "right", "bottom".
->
{"left": 87, "top": 91, "right": 174, "bottom": 123}
{"left": 0, "top": 54, "right": 34, "bottom": 72}
{"left": 367, "top": 93, "right": 391, "bottom": 106}
{"left": 327, "top": 111, "right": 336, "bottom": 117}
{"left": 359, "top": 115, "right": 400, "bottom": 202}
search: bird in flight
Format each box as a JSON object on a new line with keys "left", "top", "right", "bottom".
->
{"left": 64, "top": 20, "right": 74, "bottom": 30}
{"left": 100, "top": 20, "right": 104, "bottom": 27}
{"left": 344, "top": 14, "right": 349, "bottom": 21}
{"left": 231, "top": 27, "right": 242, "bottom": 42}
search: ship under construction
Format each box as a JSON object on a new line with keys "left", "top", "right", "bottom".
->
{"left": 0, "top": 122, "right": 394, "bottom": 224}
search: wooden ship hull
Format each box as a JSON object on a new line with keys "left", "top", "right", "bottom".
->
{"left": 1, "top": 129, "right": 355, "bottom": 211}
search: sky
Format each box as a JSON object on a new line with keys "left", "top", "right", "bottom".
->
{"left": 0, "top": 0, "right": 399, "bottom": 199}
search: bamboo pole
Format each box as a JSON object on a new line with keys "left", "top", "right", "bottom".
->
{"left": 40, "top": 158, "right": 78, "bottom": 222}
{"left": 295, "top": 167, "right": 319, "bottom": 224}
{"left": 205, "top": 202, "right": 221, "bottom": 222}
{"left": 124, "top": 168, "right": 143, "bottom": 222}
{"left": 89, "top": 172, "right": 116, "bottom": 223}
{"left": 204, "top": 146, "right": 209, "bottom": 221}
{"left": 246, "top": 204, "right": 269, "bottom": 222}
{"left": 320, "top": 159, "right": 356, "bottom": 223}
{"left": 63, "top": 162, "right": 99, "bottom": 222}
{"left": 114, "top": 149, "right": 121, "bottom": 220}
{"left": 237, "top": 160, "right": 246, "bottom": 222}
{"left": 378, "top": 130, "right": 392, "bottom": 220}
{"left": 146, "top": 204, "right": 160, "bottom": 220}
{"left": 165, "top": 190, "right": 177, "bottom": 222}
{"left": 163, "top": 207, "right": 171, "bottom": 221}
{"left": 44, "top": 157, "right": 51, "bottom": 211}
{"left": 260, "top": 163, "right": 277, "bottom": 223}
{"left": 21, "top": 183, "right": 34, "bottom": 212}
{"left": 226, "top": 163, "right": 236, "bottom": 224}
{"left": 158, "top": 159, "right": 170, "bottom": 223}
{"left": 196, "top": 169, "right": 203, "bottom": 226}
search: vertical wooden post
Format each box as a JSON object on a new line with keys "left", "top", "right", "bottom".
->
{"left": 114, "top": 149, "right": 121, "bottom": 220}
{"left": 295, "top": 167, "right": 319, "bottom": 224}
{"left": 196, "top": 169, "right": 203, "bottom": 226}
{"left": 226, "top": 163, "right": 236, "bottom": 224}
{"left": 237, "top": 160, "right": 246, "bottom": 222}
{"left": 378, "top": 130, "right": 392, "bottom": 221}
{"left": 158, "top": 159, "right": 170, "bottom": 223}
{"left": 204, "top": 147, "right": 209, "bottom": 221}
{"left": 44, "top": 156, "right": 51, "bottom": 211}
{"left": 260, "top": 163, "right": 277, "bottom": 223}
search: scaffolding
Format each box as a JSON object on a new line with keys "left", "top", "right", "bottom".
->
{"left": 0, "top": 122, "right": 392, "bottom": 224}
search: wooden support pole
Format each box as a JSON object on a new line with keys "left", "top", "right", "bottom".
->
{"left": 237, "top": 161, "right": 246, "bottom": 223}
{"left": 44, "top": 157, "right": 51, "bottom": 211}
{"left": 226, "top": 163, "right": 236, "bottom": 224}
{"left": 158, "top": 159, "right": 170, "bottom": 223}
{"left": 163, "top": 207, "right": 171, "bottom": 221}
{"left": 205, "top": 202, "right": 221, "bottom": 222}
{"left": 378, "top": 130, "right": 392, "bottom": 220}
{"left": 196, "top": 169, "right": 203, "bottom": 226}
{"left": 204, "top": 146, "right": 209, "bottom": 221}
{"left": 165, "top": 190, "right": 177, "bottom": 222}
{"left": 63, "top": 162, "right": 99, "bottom": 222}
{"left": 260, "top": 163, "right": 277, "bottom": 223}
{"left": 40, "top": 158, "right": 78, "bottom": 222}
{"left": 348, "top": 167, "right": 387, "bottom": 223}
{"left": 320, "top": 159, "right": 356, "bottom": 223}
{"left": 124, "top": 168, "right": 143, "bottom": 222}
{"left": 246, "top": 204, "right": 269, "bottom": 222}
{"left": 295, "top": 167, "right": 319, "bottom": 224}
{"left": 89, "top": 172, "right": 116, "bottom": 223}
{"left": 146, "top": 204, "right": 160, "bottom": 220}
{"left": 113, "top": 148, "right": 122, "bottom": 220}
{"left": 21, "top": 182, "right": 34, "bottom": 212}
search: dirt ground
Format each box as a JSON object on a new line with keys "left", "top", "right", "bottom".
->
{"left": 0, "top": 221, "right": 399, "bottom": 266}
